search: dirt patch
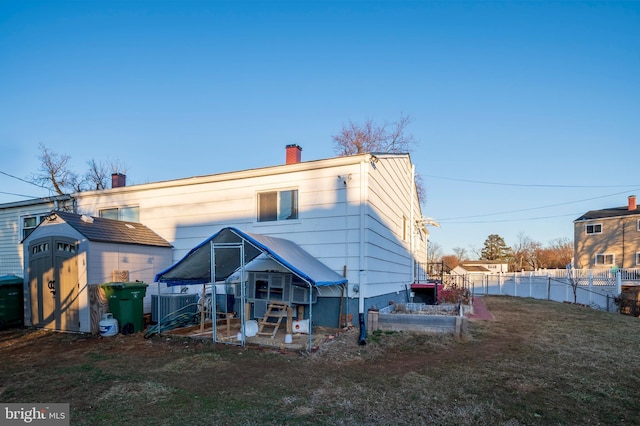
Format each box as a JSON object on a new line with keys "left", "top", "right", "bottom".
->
{"left": 1, "top": 297, "right": 639, "bottom": 425}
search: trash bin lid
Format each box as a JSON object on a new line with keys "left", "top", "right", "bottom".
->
{"left": 0, "top": 275, "right": 23, "bottom": 287}
{"left": 100, "top": 282, "right": 148, "bottom": 289}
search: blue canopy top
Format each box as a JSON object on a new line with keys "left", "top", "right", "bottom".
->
{"left": 155, "top": 227, "right": 347, "bottom": 287}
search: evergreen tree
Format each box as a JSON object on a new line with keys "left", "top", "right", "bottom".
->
{"left": 481, "top": 234, "right": 512, "bottom": 261}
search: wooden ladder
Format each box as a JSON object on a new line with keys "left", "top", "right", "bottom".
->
{"left": 257, "top": 302, "right": 289, "bottom": 338}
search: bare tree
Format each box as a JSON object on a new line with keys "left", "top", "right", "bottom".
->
{"left": 511, "top": 232, "right": 542, "bottom": 271}
{"left": 83, "top": 159, "right": 109, "bottom": 190}
{"left": 442, "top": 254, "right": 459, "bottom": 270}
{"left": 548, "top": 237, "right": 573, "bottom": 267}
{"left": 30, "top": 143, "right": 79, "bottom": 195}
{"left": 82, "top": 158, "right": 128, "bottom": 190}
{"left": 31, "top": 144, "right": 128, "bottom": 194}
{"left": 332, "top": 114, "right": 425, "bottom": 203}
{"left": 427, "top": 241, "right": 443, "bottom": 265}
{"left": 452, "top": 246, "right": 469, "bottom": 262}
{"left": 332, "top": 113, "right": 417, "bottom": 156}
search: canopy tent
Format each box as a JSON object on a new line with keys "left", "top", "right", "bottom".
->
{"left": 154, "top": 227, "right": 347, "bottom": 350}
{"left": 155, "top": 227, "right": 347, "bottom": 287}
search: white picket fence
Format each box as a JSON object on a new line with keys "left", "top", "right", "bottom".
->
{"left": 462, "top": 269, "right": 640, "bottom": 313}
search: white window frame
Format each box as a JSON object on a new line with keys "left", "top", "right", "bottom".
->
{"left": 637, "top": 219, "right": 640, "bottom": 232}
{"left": 256, "top": 189, "right": 299, "bottom": 223}
{"left": 21, "top": 213, "right": 49, "bottom": 240}
{"left": 595, "top": 253, "right": 615, "bottom": 266}
{"left": 99, "top": 206, "right": 139, "bottom": 222}
{"left": 636, "top": 252, "right": 640, "bottom": 266}
{"left": 586, "top": 223, "right": 602, "bottom": 234}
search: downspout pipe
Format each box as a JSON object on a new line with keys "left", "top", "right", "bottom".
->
{"left": 410, "top": 163, "right": 415, "bottom": 284}
{"left": 358, "top": 158, "right": 368, "bottom": 345}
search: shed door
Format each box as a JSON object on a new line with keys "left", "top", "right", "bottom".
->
{"left": 28, "top": 237, "right": 79, "bottom": 331}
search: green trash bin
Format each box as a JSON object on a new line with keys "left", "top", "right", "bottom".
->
{"left": 100, "top": 282, "right": 148, "bottom": 334}
{"left": 0, "top": 275, "right": 24, "bottom": 330}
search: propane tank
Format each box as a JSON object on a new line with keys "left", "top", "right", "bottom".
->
{"left": 99, "top": 313, "right": 118, "bottom": 337}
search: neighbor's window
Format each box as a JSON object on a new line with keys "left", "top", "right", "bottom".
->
{"left": 586, "top": 223, "right": 602, "bottom": 234}
{"left": 22, "top": 214, "right": 48, "bottom": 239}
{"left": 636, "top": 252, "right": 640, "bottom": 266}
{"left": 257, "top": 189, "right": 298, "bottom": 222}
{"left": 637, "top": 219, "right": 640, "bottom": 231}
{"left": 99, "top": 206, "right": 139, "bottom": 222}
{"left": 595, "top": 253, "right": 615, "bottom": 266}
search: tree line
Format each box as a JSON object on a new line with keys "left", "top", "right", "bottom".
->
{"left": 430, "top": 233, "right": 573, "bottom": 272}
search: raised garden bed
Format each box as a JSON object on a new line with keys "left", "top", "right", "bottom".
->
{"left": 368, "top": 302, "right": 472, "bottom": 337}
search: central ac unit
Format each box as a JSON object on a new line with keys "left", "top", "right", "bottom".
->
{"left": 151, "top": 294, "right": 199, "bottom": 323}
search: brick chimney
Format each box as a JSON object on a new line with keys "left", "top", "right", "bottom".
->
{"left": 286, "top": 144, "right": 302, "bottom": 164}
{"left": 629, "top": 195, "right": 637, "bottom": 211}
{"left": 111, "top": 173, "right": 126, "bottom": 188}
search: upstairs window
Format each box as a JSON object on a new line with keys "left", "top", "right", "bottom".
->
{"left": 595, "top": 253, "right": 615, "bottom": 266}
{"left": 586, "top": 223, "right": 602, "bottom": 234}
{"left": 636, "top": 252, "right": 640, "bottom": 266}
{"left": 257, "top": 189, "right": 298, "bottom": 222}
{"left": 22, "top": 214, "right": 48, "bottom": 239}
{"left": 99, "top": 206, "right": 139, "bottom": 222}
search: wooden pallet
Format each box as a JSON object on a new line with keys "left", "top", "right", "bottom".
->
{"left": 257, "top": 302, "right": 289, "bottom": 338}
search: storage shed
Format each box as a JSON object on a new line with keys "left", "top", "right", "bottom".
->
{"left": 22, "top": 211, "right": 172, "bottom": 333}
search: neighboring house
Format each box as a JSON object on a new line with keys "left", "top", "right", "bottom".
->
{"left": 0, "top": 195, "right": 75, "bottom": 276}
{"left": 22, "top": 210, "right": 172, "bottom": 333}
{"left": 452, "top": 264, "right": 491, "bottom": 276}
{"left": 457, "top": 260, "right": 508, "bottom": 274}
{"left": 1, "top": 146, "right": 429, "bottom": 328}
{"left": 573, "top": 195, "right": 640, "bottom": 269}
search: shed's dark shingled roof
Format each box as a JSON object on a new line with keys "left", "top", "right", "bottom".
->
{"left": 575, "top": 206, "right": 640, "bottom": 222}
{"left": 54, "top": 211, "right": 172, "bottom": 248}
{"left": 459, "top": 265, "right": 490, "bottom": 273}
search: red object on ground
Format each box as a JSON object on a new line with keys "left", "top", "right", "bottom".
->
{"left": 467, "top": 297, "right": 493, "bottom": 320}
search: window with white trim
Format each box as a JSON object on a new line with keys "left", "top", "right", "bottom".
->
{"left": 99, "top": 206, "right": 139, "bottom": 222}
{"left": 586, "top": 223, "right": 602, "bottom": 234}
{"left": 637, "top": 219, "right": 640, "bottom": 231}
{"left": 22, "top": 214, "right": 48, "bottom": 239}
{"left": 595, "top": 253, "right": 615, "bottom": 266}
{"left": 636, "top": 252, "right": 640, "bottom": 266}
{"left": 257, "top": 189, "right": 298, "bottom": 222}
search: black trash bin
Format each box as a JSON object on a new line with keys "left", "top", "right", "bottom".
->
{"left": 100, "top": 282, "right": 148, "bottom": 334}
{"left": 0, "top": 275, "right": 24, "bottom": 330}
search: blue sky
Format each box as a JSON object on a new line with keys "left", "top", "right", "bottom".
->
{"left": 1, "top": 1, "right": 639, "bottom": 256}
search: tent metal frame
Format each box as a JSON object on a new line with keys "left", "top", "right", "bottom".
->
{"left": 211, "top": 241, "right": 246, "bottom": 346}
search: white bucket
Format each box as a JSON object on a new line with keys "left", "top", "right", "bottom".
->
{"left": 243, "top": 320, "right": 258, "bottom": 337}
{"left": 99, "top": 313, "right": 118, "bottom": 337}
{"left": 292, "top": 319, "right": 309, "bottom": 334}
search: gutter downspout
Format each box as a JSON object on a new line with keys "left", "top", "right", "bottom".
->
{"left": 410, "top": 163, "right": 415, "bottom": 284}
{"left": 358, "top": 158, "right": 368, "bottom": 345}
{"left": 308, "top": 279, "right": 313, "bottom": 351}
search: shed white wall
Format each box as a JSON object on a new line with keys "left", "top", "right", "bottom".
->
{"left": 86, "top": 241, "right": 173, "bottom": 313}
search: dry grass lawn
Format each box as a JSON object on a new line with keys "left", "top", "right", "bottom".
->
{"left": 1, "top": 296, "right": 639, "bottom": 425}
